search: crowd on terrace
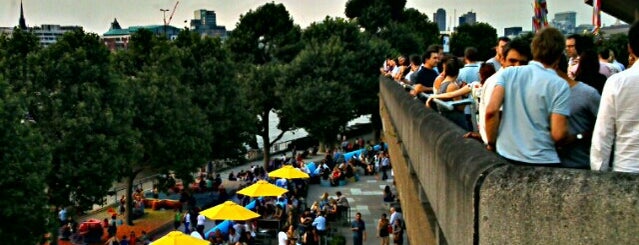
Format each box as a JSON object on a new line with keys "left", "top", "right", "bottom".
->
{"left": 383, "top": 21, "right": 639, "bottom": 172}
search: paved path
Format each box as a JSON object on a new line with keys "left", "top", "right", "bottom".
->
{"left": 156, "top": 155, "right": 402, "bottom": 245}
{"left": 306, "top": 171, "right": 399, "bottom": 245}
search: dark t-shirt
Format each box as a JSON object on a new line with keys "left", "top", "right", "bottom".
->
{"left": 414, "top": 66, "right": 438, "bottom": 88}
{"left": 351, "top": 219, "right": 365, "bottom": 238}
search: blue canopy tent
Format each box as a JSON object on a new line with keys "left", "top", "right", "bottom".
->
{"left": 204, "top": 220, "right": 233, "bottom": 239}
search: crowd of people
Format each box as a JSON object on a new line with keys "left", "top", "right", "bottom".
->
{"left": 384, "top": 21, "right": 639, "bottom": 172}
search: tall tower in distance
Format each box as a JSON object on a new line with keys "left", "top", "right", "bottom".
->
{"left": 19, "top": 0, "right": 27, "bottom": 29}
{"left": 459, "top": 11, "right": 476, "bottom": 26}
{"left": 433, "top": 8, "right": 446, "bottom": 32}
{"left": 551, "top": 11, "right": 576, "bottom": 34}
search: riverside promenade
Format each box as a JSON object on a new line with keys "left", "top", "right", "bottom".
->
{"left": 146, "top": 153, "right": 400, "bottom": 245}
{"left": 68, "top": 142, "right": 399, "bottom": 245}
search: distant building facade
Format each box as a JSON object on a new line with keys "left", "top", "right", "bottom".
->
{"left": 433, "top": 8, "right": 446, "bottom": 32}
{"left": 190, "top": 9, "right": 227, "bottom": 39}
{"left": 0, "top": 1, "right": 81, "bottom": 47}
{"left": 575, "top": 24, "right": 595, "bottom": 34}
{"left": 102, "top": 18, "right": 180, "bottom": 51}
{"left": 552, "top": 11, "right": 576, "bottom": 34}
{"left": 458, "top": 11, "right": 476, "bottom": 26}
{"left": 504, "top": 27, "right": 523, "bottom": 37}
{"left": 33, "top": 24, "right": 82, "bottom": 47}
{"left": 601, "top": 23, "right": 630, "bottom": 37}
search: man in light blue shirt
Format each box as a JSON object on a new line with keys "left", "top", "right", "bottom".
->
{"left": 458, "top": 47, "right": 482, "bottom": 129}
{"left": 485, "top": 27, "right": 570, "bottom": 165}
{"left": 312, "top": 211, "right": 327, "bottom": 235}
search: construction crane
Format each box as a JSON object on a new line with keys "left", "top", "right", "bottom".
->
{"left": 161, "top": 1, "right": 180, "bottom": 37}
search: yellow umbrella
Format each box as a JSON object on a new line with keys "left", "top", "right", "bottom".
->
{"left": 237, "top": 180, "right": 289, "bottom": 197}
{"left": 268, "top": 165, "right": 310, "bottom": 179}
{"left": 150, "top": 231, "right": 209, "bottom": 245}
{"left": 200, "top": 201, "right": 261, "bottom": 221}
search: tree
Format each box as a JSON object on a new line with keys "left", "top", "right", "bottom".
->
{"left": 29, "top": 29, "right": 134, "bottom": 214}
{"left": 378, "top": 8, "right": 440, "bottom": 55}
{"left": 227, "top": 3, "right": 303, "bottom": 169}
{"left": 0, "top": 28, "right": 40, "bottom": 93}
{"left": 450, "top": 23, "right": 498, "bottom": 61}
{"left": 0, "top": 76, "right": 51, "bottom": 245}
{"left": 283, "top": 37, "right": 356, "bottom": 148}
{"left": 302, "top": 17, "right": 392, "bottom": 141}
{"left": 238, "top": 63, "right": 288, "bottom": 169}
{"left": 173, "top": 31, "right": 254, "bottom": 162}
{"left": 112, "top": 29, "right": 215, "bottom": 225}
{"left": 345, "top": 0, "right": 407, "bottom": 33}
{"left": 226, "top": 2, "right": 302, "bottom": 64}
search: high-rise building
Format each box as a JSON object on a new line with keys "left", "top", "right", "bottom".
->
{"left": 190, "top": 9, "right": 227, "bottom": 39}
{"left": 504, "top": 27, "right": 523, "bottom": 37}
{"left": 458, "top": 11, "right": 476, "bottom": 26}
{"left": 433, "top": 8, "right": 446, "bottom": 32}
{"left": 551, "top": 11, "right": 576, "bottom": 34}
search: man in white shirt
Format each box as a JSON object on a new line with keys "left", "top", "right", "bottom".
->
{"left": 389, "top": 207, "right": 403, "bottom": 228}
{"left": 591, "top": 21, "right": 639, "bottom": 172}
{"left": 228, "top": 227, "right": 241, "bottom": 244}
{"left": 196, "top": 213, "right": 206, "bottom": 237}
{"left": 277, "top": 226, "right": 288, "bottom": 245}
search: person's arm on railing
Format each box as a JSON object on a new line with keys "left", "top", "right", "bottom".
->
{"left": 399, "top": 83, "right": 453, "bottom": 110}
{"left": 485, "top": 85, "right": 505, "bottom": 151}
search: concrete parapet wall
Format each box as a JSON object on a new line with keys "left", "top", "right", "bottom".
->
{"left": 379, "top": 76, "right": 639, "bottom": 244}
{"left": 380, "top": 77, "right": 502, "bottom": 244}
{"left": 480, "top": 165, "right": 639, "bottom": 244}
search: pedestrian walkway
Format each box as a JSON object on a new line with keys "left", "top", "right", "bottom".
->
{"left": 92, "top": 149, "right": 398, "bottom": 245}
{"left": 306, "top": 172, "right": 399, "bottom": 245}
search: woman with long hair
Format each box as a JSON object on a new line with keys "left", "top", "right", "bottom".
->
{"left": 377, "top": 213, "right": 390, "bottom": 245}
{"left": 574, "top": 49, "right": 607, "bottom": 94}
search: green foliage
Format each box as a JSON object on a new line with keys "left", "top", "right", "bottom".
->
{"left": 226, "top": 2, "right": 302, "bottom": 64}
{"left": 28, "top": 29, "right": 134, "bottom": 211}
{"left": 174, "top": 31, "right": 253, "bottom": 162}
{"left": 228, "top": 2, "right": 304, "bottom": 167}
{"left": 0, "top": 76, "right": 51, "bottom": 245}
{"left": 0, "top": 28, "right": 40, "bottom": 93}
{"left": 378, "top": 9, "right": 440, "bottom": 56}
{"left": 450, "top": 23, "right": 498, "bottom": 61}
{"left": 284, "top": 37, "right": 356, "bottom": 145}
{"left": 285, "top": 17, "right": 392, "bottom": 145}
{"left": 601, "top": 33, "right": 630, "bottom": 67}
{"left": 345, "top": 0, "right": 406, "bottom": 33}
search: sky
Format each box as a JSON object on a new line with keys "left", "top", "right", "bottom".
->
{"left": 0, "top": 0, "right": 622, "bottom": 36}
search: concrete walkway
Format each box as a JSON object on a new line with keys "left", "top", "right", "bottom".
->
{"left": 121, "top": 151, "right": 402, "bottom": 245}
{"left": 306, "top": 172, "right": 399, "bottom": 245}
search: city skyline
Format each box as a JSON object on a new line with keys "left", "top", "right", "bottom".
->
{"left": 1, "top": 0, "right": 622, "bottom": 36}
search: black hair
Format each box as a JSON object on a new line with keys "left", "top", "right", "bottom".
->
{"left": 629, "top": 21, "right": 639, "bottom": 56}
{"left": 444, "top": 56, "right": 462, "bottom": 77}
{"left": 409, "top": 54, "right": 421, "bottom": 66}
{"left": 422, "top": 46, "right": 440, "bottom": 63}
{"left": 503, "top": 37, "right": 532, "bottom": 64}
{"left": 464, "top": 47, "right": 479, "bottom": 62}
{"left": 567, "top": 34, "right": 583, "bottom": 54}
{"left": 498, "top": 36, "right": 511, "bottom": 43}
{"left": 598, "top": 47, "right": 611, "bottom": 60}
{"left": 558, "top": 54, "right": 569, "bottom": 74}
